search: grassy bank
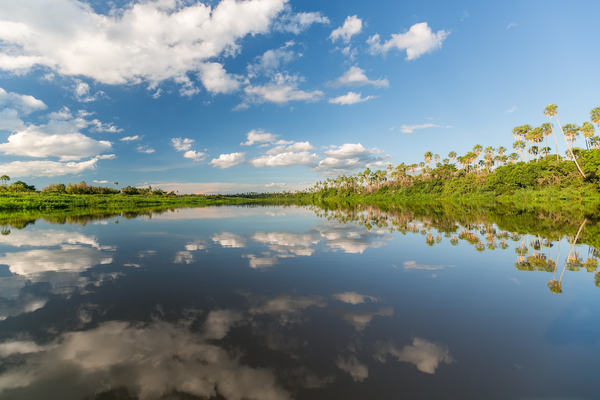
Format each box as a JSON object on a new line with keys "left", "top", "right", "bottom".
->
{"left": 0, "top": 192, "right": 272, "bottom": 211}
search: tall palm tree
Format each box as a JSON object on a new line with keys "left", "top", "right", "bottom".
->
{"left": 591, "top": 106, "right": 600, "bottom": 128}
{"left": 448, "top": 151, "right": 457, "bottom": 163}
{"left": 546, "top": 104, "right": 586, "bottom": 177}
{"left": 513, "top": 140, "right": 526, "bottom": 162}
{"left": 582, "top": 122, "right": 595, "bottom": 150}
{"left": 544, "top": 104, "right": 561, "bottom": 158}
{"left": 0, "top": 175, "right": 9, "bottom": 186}
{"left": 424, "top": 151, "right": 433, "bottom": 169}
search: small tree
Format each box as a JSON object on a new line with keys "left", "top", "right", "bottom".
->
{"left": 0, "top": 175, "right": 9, "bottom": 185}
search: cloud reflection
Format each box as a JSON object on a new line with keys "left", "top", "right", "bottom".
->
{"left": 0, "top": 320, "right": 291, "bottom": 400}
{"left": 375, "top": 337, "right": 454, "bottom": 374}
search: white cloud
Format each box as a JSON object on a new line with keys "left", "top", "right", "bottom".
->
{"left": 197, "top": 62, "right": 241, "bottom": 94}
{"left": 0, "top": 0, "right": 288, "bottom": 95}
{"left": 316, "top": 143, "right": 387, "bottom": 174}
{"left": 0, "top": 108, "right": 25, "bottom": 131}
{"left": 120, "top": 135, "right": 140, "bottom": 142}
{"left": 330, "top": 15, "right": 362, "bottom": 43}
{"left": 0, "top": 126, "right": 112, "bottom": 161}
{"left": 399, "top": 123, "right": 451, "bottom": 134}
{"left": 331, "top": 66, "right": 388, "bottom": 87}
{"left": 183, "top": 150, "right": 207, "bottom": 162}
{"left": 328, "top": 92, "right": 374, "bottom": 105}
{"left": 73, "top": 80, "right": 103, "bottom": 102}
{"left": 136, "top": 145, "right": 155, "bottom": 154}
{"left": 242, "top": 73, "right": 323, "bottom": 106}
{"left": 275, "top": 10, "right": 329, "bottom": 34}
{"left": 247, "top": 42, "right": 297, "bottom": 78}
{"left": 506, "top": 22, "right": 518, "bottom": 30}
{"left": 241, "top": 129, "right": 278, "bottom": 146}
{"left": 0, "top": 87, "right": 46, "bottom": 114}
{"left": 506, "top": 106, "right": 518, "bottom": 113}
{"left": 368, "top": 22, "right": 449, "bottom": 60}
{"left": 210, "top": 152, "right": 245, "bottom": 168}
{"left": 250, "top": 151, "right": 318, "bottom": 168}
{"left": 266, "top": 141, "right": 313, "bottom": 154}
{"left": 375, "top": 338, "right": 454, "bottom": 374}
{"left": 171, "top": 137, "right": 195, "bottom": 152}
{"left": 0, "top": 156, "right": 114, "bottom": 178}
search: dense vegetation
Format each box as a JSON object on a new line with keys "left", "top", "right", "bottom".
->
{"left": 304, "top": 105, "right": 600, "bottom": 208}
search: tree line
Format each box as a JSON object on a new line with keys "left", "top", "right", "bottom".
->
{"left": 0, "top": 177, "right": 174, "bottom": 196}
{"left": 308, "top": 105, "right": 600, "bottom": 196}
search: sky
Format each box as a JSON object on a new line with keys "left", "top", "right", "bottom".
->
{"left": 0, "top": 0, "right": 598, "bottom": 193}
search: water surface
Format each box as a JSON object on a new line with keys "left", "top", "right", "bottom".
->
{"left": 0, "top": 205, "right": 598, "bottom": 399}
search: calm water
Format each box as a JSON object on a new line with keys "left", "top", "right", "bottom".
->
{"left": 0, "top": 205, "right": 599, "bottom": 399}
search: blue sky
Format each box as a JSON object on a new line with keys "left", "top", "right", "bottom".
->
{"left": 0, "top": 0, "right": 598, "bottom": 193}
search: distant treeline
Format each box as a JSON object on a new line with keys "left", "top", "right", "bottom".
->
{"left": 0, "top": 180, "right": 175, "bottom": 196}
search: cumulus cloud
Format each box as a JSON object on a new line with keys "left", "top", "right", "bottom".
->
{"left": 120, "top": 135, "right": 140, "bottom": 142}
{"left": 340, "top": 308, "right": 393, "bottom": 331}
{"left": 241, "top": 129, "right": 278, "bottom": 146}
{"left": 0, "top": 87, "right": 46, "bottom": 114}
{"left": 0, "top": 126, "right": 111, "bottom": 161}
{"left": 172, "top": 137, "right": 206, "bottom": 161}
{"left": 275, "top": 10, "right": 329, "bottom": 34}
{"left": 0, "top": 155, "right": 114, "bottom": 178}
{"left": 250, "top": 151, "right": 318, "bottom": 168}
{"left": 0, "top": 0, "right": 288, "bottom": 95}
{"left": 242, "top": 73, "right": 323, "bottom": 106}
{"left": 183, "top": 150, "right": 207, "bottom": 162}
{"left": 330, "top": 15, "right": 362, "bottom": 43}
{"left": 399, "top": 123, "right": 451, "bottom": 134}
{"left": 330, "top": 66, "right": 388, "bottom": 87}
{"left": 73, "top": 80, "right": 104, "bottom": 102}
{"left": 329, "top": 92, "right": 373, "bottom": 105}
{"left": 315, "top": 143, "right": 387, "bottom": 174}
{"left": 171, "top": 137, "right": 195, "bottom": 152}
{"left": 210, "top": 152, "right": 245, "bottom": 168}
{"left": 317, "top": 223, "right": 390, "bottom": 254}
{"left": 247, "top": 42, "right": 298, "bottom": 78}
{"left": 368, "top": 22, "right": 449, "bottom": 60}
{"left": 375, "top": 338, "right": 454, "bottom": 374}
{"left": 197, "top": 62, "right": 241, "bottom": 94}
{"left": 266, "top": 141, "right": 313, "bottom": 155}
{"left": 136, "top": 145, "right": 155, "bottom": 154}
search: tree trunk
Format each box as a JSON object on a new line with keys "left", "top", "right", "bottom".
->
{"left": 555, "top": 116, "right": 586, "bottom": 178}
{"left": 547, "top": 116, "right": 560, "bottom": 159}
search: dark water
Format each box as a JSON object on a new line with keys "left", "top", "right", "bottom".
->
{"left": 0, "top": 205, "right": 599, "bottom": 399}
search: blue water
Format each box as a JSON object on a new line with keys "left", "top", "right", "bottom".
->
{"left": 0, "top": 205, "right": 598, "bottom": 399}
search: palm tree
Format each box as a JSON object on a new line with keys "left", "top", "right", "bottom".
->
{"left": 513, "top": 140, "right": 526, "bottom": 162}
{"left": 114, "top": 181, "right": 119, "bottom": 190}
{"left": 582, "top": 122, "right": 595, "bottom": 149}
{"left": 0, "top": 175, "right": 9, "bottom": 186}
{"left": 448, "top": 151, "right": 457, "bottom": 163}
{"left": 591, "top": 106, "right": 600, "bottom": 127}
{"left": 472, "top": 144, "right": 483, "bottom": 157}
{"left": 544, "top": 104, "right": 561, "bottom": 158}
{"left": 546, "top": 104, "right": 585, "bottom": 177}
{"left": 424, "top": 151, "right": 433, "bottom": 169}
{"left": 540, "top": 122, "right": 553, "bottom": 156}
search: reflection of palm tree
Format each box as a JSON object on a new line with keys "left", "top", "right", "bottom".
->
{"left": 552, "top": 219, "right": 587, "bottom": 294}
